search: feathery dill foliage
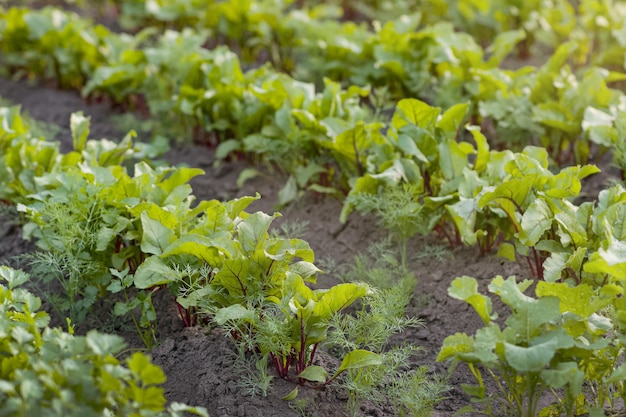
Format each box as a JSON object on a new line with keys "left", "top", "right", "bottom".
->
{"left": 229, "top": 345, "right": 274, "bottom": 398}
{"left": 346, "top": 184, "right": 427, "bottom": 267}
{"left": 269, "top": 219, "right": 310, "bottom": 240}
{"left": 327, "top": 241, "right": 449, "bottom": 417}
{"left": 413, "top": 242, "right": 453, "bottom": 262}
{"left": 19, "top": 189, "right": 115, "bottom": 324}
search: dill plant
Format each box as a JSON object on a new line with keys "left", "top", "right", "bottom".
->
{"left": 325, "top": 241, "right": 449, "bottom": 417}
{"left": 346, "top": 184, "right": 427, "bottom": 269}
{"left": 228, "top": 344, "right": 275, "bottom": 398}
{"left": 19, "top": 183, "right": 116, "bottom": 325}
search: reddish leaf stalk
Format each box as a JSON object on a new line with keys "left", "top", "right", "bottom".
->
{"left": 531, "top": 247, "right": 544, "bottom": 280}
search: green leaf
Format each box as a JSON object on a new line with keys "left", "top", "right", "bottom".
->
{"left": 437, "top": 102, "right": 469, "bottom": 139}
{"left": 606, "top": 363, "right": 626, "bottom": 383}
{"left": 160, "top": 167, "right": 204, "bottom": 194}
{"left": 290, "top": 261, "right": 320, "bottom": 281}
{"left": 489, "top": 276, "right": 560, "bottom": 342}
{"left": 314, "top": 283, "right": 369, "bottom": 319}
{"left": 463, "top": 325, "right": 502, "bottom": 364}
{"left": 137, "top": 203, "right": 179, "bottom": 230}
{"left": 113, "top": 301, "right": 132, "bottom": 316}
{"left": 331, "top": 123, "right": 381, "bottom": 173}
{"left": 448, "top": 276, "right": 494, "bottom": 324}
{"left": 397, "top": 133, "right": 428, "bottom": 163}
{"left": 554, "top": 211, "right": 588, "bottom": 247}
{"left": 584, "top": 235, "right": 626, "bottom": 279}
{"left": 213, "top": 258, "right": 251, "bottom": 297}
{"left": 127, "top": 352, "right": 166, "bottom": 385}
{"left": 216, "top": 139, "right": 241, "bottom": 160}
{"left": 140, "top": 211, "right": 176, "bottom": 256}
{"left": 265, "top": 238, "right": 315, "bottom": 263}
{"left": 70, "top": 111, "right": 90, "bottom": 152}
{"left": 536, "top": 282, "right": 611, "bottom": 319}
{"left": 214, "top": 304, "right": 255, "bottom": 325}
{"left": 479, "top": 179, "right": 531, "bottom": 230}
{"left": 297, "top": 365, "right": 328, "bottom": 383}
{"left": 582, "top": 107, "right": 614, "bottom": 132}
{"left": 446, "top": 197, "right": 477, "bottom": 245}
{"left": 133, "top": 256, "right": 174, "bottom": 289}
{"left": 496, "top": 242, "right": 516, "bottom": 261}
{"left": 295, "top": 164, "right": 326, "bottom": 189}
{"left": 223, "top": 193, "right": 260, "bottom": 219}
{"left": 467, "top": 126, "right": 490, "bottom": 173}
{"left": 278, "top": 175, "right": 298, "bottom": 207}
{"left": 392, "top": 99, "right": 440, "bottom": 131}
{"left": 486, "top": 30, "right": 526, "bottom": 68}
{"left": 437, "top": 333, "right": 474, "bottom": 362}
{"left": 541, "top": 362, "right": 584, "bottom": 394}
{"left": 520, "top": 198, "right": 553, "bottom": 246}
{"left": 236, "top": 168, "right": 261, "bottom": 188}
{"left": 0, "top": 266, "right": 30, "bottom": 290}
{"left": 504, "top": 340, "right": 558, "bottom": 372}
{"left": 85, "top": 331, "right": 126, "bottom": 356}
{"left": 282, "top": 387, "right": 299, "bottom": 401}
{"left": 237, "top": 212, "right": 276, "bottom": 253}
{"left": 438, "top": 139, "right": 473, "bottom": 180}
{"left": 336, "top": 350, "right": 382, "bottom": 374}
{"left": 162, "top": 235, "right": 225, "bottom": 265}
{"left": 542, "top": 252, "right": 567, "bottom": 282}
{"left": 533, "top": 102, "right": 578, "bottom": 135}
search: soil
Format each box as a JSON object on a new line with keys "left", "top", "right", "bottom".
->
{"left": 0, "top": 76, "right": 619, "bottom": 417}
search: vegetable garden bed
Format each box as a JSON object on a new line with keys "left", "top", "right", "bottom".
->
{"left": 3, "top": 1, "right": 626, "bottom": 417}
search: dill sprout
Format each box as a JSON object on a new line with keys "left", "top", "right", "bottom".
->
{"left": 347, "top": 183, "right": 428, "bottom": 268}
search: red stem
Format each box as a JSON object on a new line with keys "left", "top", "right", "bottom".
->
{"left": 308, "top": 343, "right": 318, "bottom": 367}
{"left": 298, "top": 318, "right": 306, "bottom": 376}
{"left": 525, "top": 255, "right": 536, "bottom": 277}
{"left": 532, "top": 248, "right": 544, "bottom": 280}
{"left": 175, "top": 302, "right": 190, "bottom": 327}
{"left": 435, "top": 224, "right": 455, "bottom": 249}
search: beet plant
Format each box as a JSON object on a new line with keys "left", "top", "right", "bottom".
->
{"left": 131, "top": 194, "right": 383, "bottom": 388}
{"left": 342, "top": 98, "right": 472, "bottom": 250}
{"left": 467, "top": 146, "right": 599, "bottom": 278}
{"left": 439, "top": 274, "right": 626, "bottom": 417}
{"left": 0, "top": 105, "right": 61, "bottom": 204}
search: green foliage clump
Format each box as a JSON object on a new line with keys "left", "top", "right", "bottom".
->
{"left": 439, "top": 274, "right": 626, "bottom": 417}
{"left": 0, "top": 265, "right": 208, "bottom": 417}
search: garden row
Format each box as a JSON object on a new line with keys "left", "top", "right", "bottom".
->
{"left": 3, "top": 4, "right": 626, "bottom": 174}
{"left": 0, "top": 104, "right": 449, "bottom": 416}
{"left": 23, "top": 0, "right": 626, "bottom": 68}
